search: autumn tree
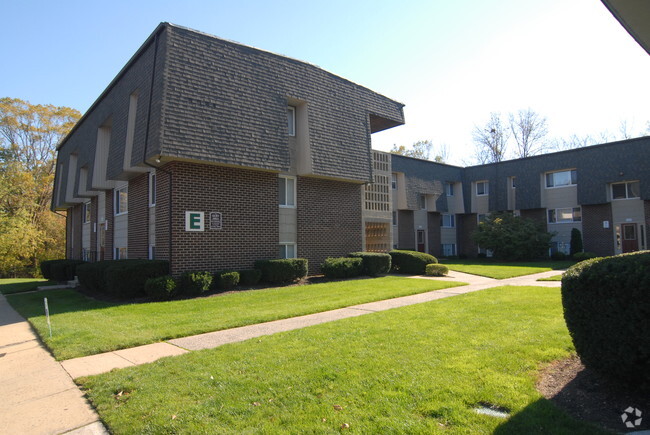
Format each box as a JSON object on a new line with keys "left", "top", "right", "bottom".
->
{"left": 391, "top": 140, "right": 449, "bottom": 163}
{"left": 0, "top": 97, "right": 81, "bottom": 277}
{"left": 472, "top": 112, "right": 509, "bottom": 164}
{"left": 509, "top": 108, "right": 549, "bottom": 158}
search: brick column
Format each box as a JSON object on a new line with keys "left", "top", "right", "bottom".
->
{"left": 128, "top": 173, "right": 149, "bottom": 259}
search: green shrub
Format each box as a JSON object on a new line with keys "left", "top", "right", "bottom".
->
{"left": 216, "top": 271, "right": 240, "bottom": 290}
{"left": 570, "top": 228, "right": 583, "bottom": 256}
{"left": 425, "top": 263, "right": 449, "bottom": 276}
{"left": 550, "top": 251, "right": 568, "bottom": 261}
{"left": 77, "top": 261, "right": 115, "bottom": 293}
{"left": 180, "top": 271, "right": 213, "bottom": 295}
{"left": 255, "top": 258, "right": 308, "bottom": 284}
{"left": 348, "top": 252, "right": 391, "bottom": 276}
{"left": 238, "top": 269, "right": 262, "bottom": 286}
{"left": 145, "top": 276, "right": 177, "bottom": 301}
{"left": 572, "top": 251, "right": 597, "bottom": 261}
{"left": 78, "top": 260, "right": 169, "bottom": 298}
{"left": 41, "top": 259, "right": 86, "bottom": 281}
{"left": 321, "top": 257, "right": 363, "bottom": 279}
{"left": 561, "top": 251, "right": 650, "bottom": 391}
{"left": 40, "top": 259, "right": 62, "bottom": 280}
{"left": 389, "top": 250, "right": 437, "bottom": 275}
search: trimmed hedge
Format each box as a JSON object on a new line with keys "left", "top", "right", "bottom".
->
{"left": 425, "top": 263, "right": 449, "bottom": 277}
{"left": 41, "top": 259, "right": 86, "bottom": 281}
{"left": 180, "top": 271, "right": 213, "bottom": 295}
{"left": 216, "top": 271, "right": 240, "bottom": 290}
{"left": 321, "top": 257, "right": 362, "bottom": 279}
{"left": 572, "top": 251, "right": 597, "bottom": 261}
{"left": 561, "top": 251, "right": 650, "bottom": 391}
{"left": 348, "top": 252, "right": 391, "bottom": 276}
{"left": 255, "top": 258, "right": 308, "bottom": 284}
{"left": 77, "top": 260, "right": 169, "bottom": 298}
{"left": 389, "top": 250, "right": 438, "bottom": 275}
{"left": 145, "top": 276, "right": 177, "bottom": 301}
{"left": 238, "top": 269, "right": 262, "bottom": 286}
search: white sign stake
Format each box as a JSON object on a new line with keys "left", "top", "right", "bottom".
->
{"left": 44, "top": 298, "right": 52, "bottom": 338}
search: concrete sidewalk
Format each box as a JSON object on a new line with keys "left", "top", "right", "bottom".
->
{"left": 0, "top": 294, "right": 107, "bottom": 435}
{"left": 61, "top": 269, "right": 563, "bottom": 378}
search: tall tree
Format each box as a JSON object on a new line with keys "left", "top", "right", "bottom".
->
{"left": 472, "top": 112, "right": 509, "bottom": 163}
{"left": 391, "top": 140, "right": 449, "bottom": 163}
{"left": 509, "top": 108, "right": 548, "bottom": 158}
{"left": 0, "top": 97, "right": 81, "bottom": 277}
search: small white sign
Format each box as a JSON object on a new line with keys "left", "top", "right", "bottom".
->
{"left": 210, "top": 212, "right": 223, "bottom": 230}
{"left": 185, "top": 211, "right": 205, "bottom": 231}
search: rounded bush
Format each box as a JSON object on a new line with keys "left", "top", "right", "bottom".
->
{"left": 238, "top": 269, "right": 262, "bottom": 286}
{"left": 550, "top": 251, "right": 568, "bottom": 261}
{"left": 180, "top": 271, "right": 213, "bottom": 295}
{"left": 425, "top": 263, "right": 448, "bottom": 277}
{"left": 389, "top": 250, "right": 437, "bottom": 275}
{"left": 561, "top": 251, "right": 650, "bottom": 391}
{"left": 145, "top": 276, "right": 177, "bottom": 301}
{"left": 255, "top": 259, "right": 308, "bottom": 284}
{"left": 216, "top": 271, "right": 240, "bottom": 290}
{"left": 572, "top": 251, "right": 597, "bottom": 261}
{"left": 321, "top": 257, "right": 362, "bottom": 279}
{"left": 348, "top": 252, "right": 391, "bottom": 276}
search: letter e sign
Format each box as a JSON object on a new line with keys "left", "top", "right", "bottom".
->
{"left": 185, "top": 211, "right": 205, "bottom": 231}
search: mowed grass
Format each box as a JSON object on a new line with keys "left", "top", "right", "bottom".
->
{"left": 79, "top": 286, "right": 603, "bottom": 434}
{"left": 6, "top": 276, "right": 465, "bottom": 360}
{"left": 0, "top": 278, "right": 55, "bottom": 295}
{"left": 440, "top": 260, "right": 573, "bottom": 279}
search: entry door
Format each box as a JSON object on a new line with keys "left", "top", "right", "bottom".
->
{"left": 416, "top": 230, "right": 426, "bottom": 253}
{"left": 622, "top": 223, "right": 638, "bottom": 253}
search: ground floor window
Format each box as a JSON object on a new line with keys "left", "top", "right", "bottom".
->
{"left": 115, "top": 247, "right": 127, "bottom": 260}
{"left": 279, "top": 243, "right": 296, "bottom": 259}
{"left": 148, "top": 245, "right": 156, "bottom": 260}
{"left": 441, "top": 243, "right": 456, "bottom": 256}
{"left": 548, "top": 207, "right": 581, "bottom": 223}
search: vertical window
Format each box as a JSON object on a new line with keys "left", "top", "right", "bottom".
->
{"left": 149, "top": 172, "right": 156, "bottom": 207}
{"left": 476, "top": 181, "right": 488, "bottom": 196}
{"left": 114, "top": 186, "right": 128, "bottom": 215}
{"left": 478, "top": 214, "right": 487, "bottom": 224}
{"left": 441, "top": 214, "right": 455, "bottom": 228}
{"left": 279, "top": 243, "right": 296, "bottom": 259}
{"left": 114, "top": 247, "right": 127, "bottom": 260}
{"left": 446, "top": 182, "right": 454, "bottom": 196}
{"left": 279, "top": 176, "right": 296, "bottom": 207}
{"left": 511, "top": 177, "right": 516, "bottom": 188}
{"left": 148, "top": 246, "right": 156, "bottom": 260}
{"left": 287, "top": 106, "right": 296, "bottom": 136}
{"left": 392, "top": 211, "right": 398, "bottom": 226}
{"left": 391, "top": 173, "right": 397, "bottom": 190}
{"left": 83, "top": 201, "right": 91, "bottom": 223}
{"left": 418, "top": 194, "right": 426, "bottom": 210}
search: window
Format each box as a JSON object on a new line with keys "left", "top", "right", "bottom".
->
{"left": 392, "top": 211, "right": 398, "bottom": 226}
{"left": 114, "top": 186, "right": 128, "bottom": 215}
{"left": 391, "top": 173, "right": 397, "bottom": 190}
{"left": 441, "top": 244, "right": 456, "bottom": 256}
{"left": 441, "top": 214, "right": 455, "bottom": 228}
{"left": 611, "top": 181, "right": 640, "bottom": 200}
{"left": 114, "top": 247, "right": 127, "bottom": 259}
{"left": 287, "top": 106, "right": 296, "bottom": 136}
{"left": 476, "top": 181, "right": 488, "bottom": 196}
{"left": 446, "top": 182, "right": 454, "bottom": 196}
{"left": 82, "top": 201, "right": 91, "bottom": 223}
{"left": 510, "top": 177, "right": 516, "bottom": 188}
{"left": 279, "top": 243, "right": 296, "bottom": 259}
{"left": 149, "top": 172, "right": 156, "bottom": 207}
{"left": 418, "top": 194, "right": 426, "bottom": 210}
{"left": 548, "top": 207, "right": 582, "bottom": 223}
{"left": 148, "top": 246, "right": 155, "bottom": 260}
{"left": 546, "top": 170, "right": 577, "bottom": 188}
{"left": 279, "top": 176, "right": 296, "bottom": 207}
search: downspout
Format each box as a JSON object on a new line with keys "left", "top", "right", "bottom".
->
{"left": 141, "top": 30, "right": 173, "bottom": 273}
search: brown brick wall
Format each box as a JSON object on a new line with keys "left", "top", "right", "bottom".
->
{"left": 128, "top": 173, "right": 150, "bottom": 259}
{"left": 167, "top": 161, "right": 278, "bottom": 275}
{"left": 582, "top": 203, "right": 614, "bottom": 256}
{"left": 105, "top": 190, "right": 114, "bottom": 260}
{"left": 397, "top": 210, "right": 415, "bottom": 250}
{"left": 155, "top": 167, "right": 171, "bottom": 263}
{"left": 427, "top": 212, "right": 441, "bottom": 257}
{"left": 297, "top": 177, "right": 363, "bottom": 274}
{"left": 457, "top": 214, "right": 477, "bottom": 258}
{"left": 645, "top": 200, "right": 650, "bottom": 249}
{"left": 520, "top": 208, "right": 546, "bottom": 226}
{"left": 90, "top": 197, "right": 97, "bottom": 256}
{"left": 66, "top": 204, "right": 83, "bottom": 260}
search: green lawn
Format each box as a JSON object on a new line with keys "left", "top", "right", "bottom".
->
{"left": 0, "top": 278, "right": 55, "bottom": 295}
{"left": 78, "top": 286, "right": 603, "bottom": 434}
{"left": 537, "top": 274, "right": 564, "bottom": 282}
{"left": 6, "top": 276, "right": 465, "bottom": 360}
{"left": 440, "top": 260, "right": 573, "bottom": 279}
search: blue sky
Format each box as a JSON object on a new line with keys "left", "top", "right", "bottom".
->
{"left": 2, "top": 0, "right": 649, "bottom": 164}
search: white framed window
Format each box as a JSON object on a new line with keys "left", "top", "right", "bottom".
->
{"left": 392, "top": 210, "right": 398, "bottom": 226}
{"left": 476, "top": 181, "right": 488, "bottom": 196}
{"left": 418, "top": 194, "right": 426, "bottom": 210}
{"left": 446, "top": 182, "right": 454, "bottom": 196}
{"left": 287, "top": 106, "right": 296, "bottom": 136}
{"left": 391, "top": 173, "right": 397, "bottom": 190}
{"left": 441, "top": 243, "right": 456, "bottom": 256}
{"left": 149, "top": 172, "right": 156, "bottom": 207}
{"left": 611, "top": 181, "right": 640, "bottom": 200}
{"left": 114, "top": 186, "right": 128, "bottom": 215}
{"left": 279, "top": 175, "right": 296, "bottom": 207}
{"left": 441, "top": 214, "right": 455, "bottom": 228}
{"left": 82, "top": 201, "right": 91, "bottom": 224}
{"left": 548, "top": 207, "right": 582, "bottom": 223}
{"left": 148, "top": 245, "right": 156, "bottom": 260}
{"left": 546, "top": 169, "right": 577, "bottom": 188}
{"left": 279, "top": 243, "right": 296, "bottom": 259}
{"left": 114, "top": 247, "right": 127, "bottom": 260}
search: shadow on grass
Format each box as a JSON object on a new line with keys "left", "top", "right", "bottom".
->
{"left": 0, "top": 279, "right": 56, "bottom": 295}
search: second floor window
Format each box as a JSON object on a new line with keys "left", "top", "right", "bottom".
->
{"left": 279, "top": 176, "right": 296, "bottom": 207}
{"left": 476, "top": 181, "right": 488, "bottom": 196}
{"left": 83, "top": 201, "right": 91, "bottom": 223}
{"left": 611, "top": 181, "right": 640, "bottom": 200}
{"left": 287, "top": 106, "right": 296, "bottom": 136}
{"left": 441, "top": 214, "right": 455, "bottom": 228}
{"left": 418, "top": 194, "right": 426, "bottom": 210}
{"left": 115, "top": 186, "right": 128, "bottom": 215}
{"left": 546, "top": 169, "right": 577, "bottom": 188}
{"left": 391, "top": 173, "right": 397, "bottom": 189}
{"left": 446, "top": 182, "right": 454, "bottom": 196}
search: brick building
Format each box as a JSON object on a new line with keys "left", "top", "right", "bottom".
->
{"left": 52, "top": 23, "right": 405, "bottom": 275}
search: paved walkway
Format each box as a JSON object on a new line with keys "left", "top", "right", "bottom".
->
{"left": 1, "top": 269, "right": 562, "bottom": 434}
